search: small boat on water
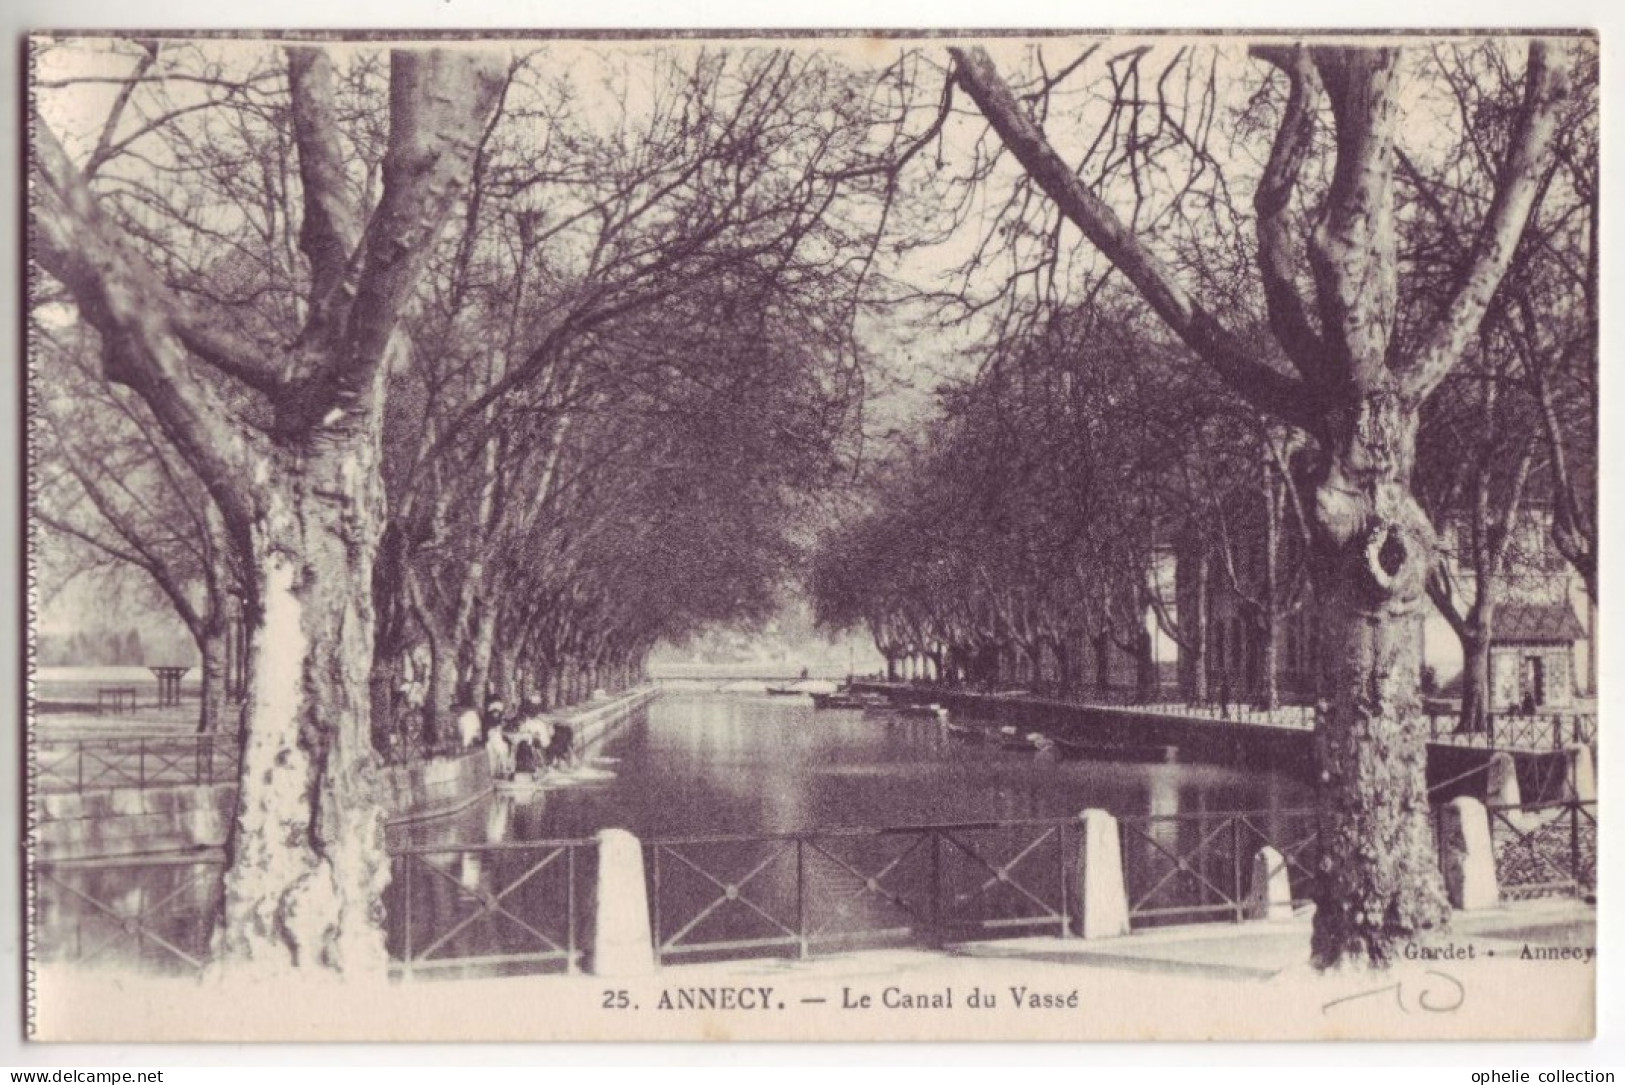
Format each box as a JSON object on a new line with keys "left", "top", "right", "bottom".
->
{"left": 809, "top": 690, "right": 887, "bottom": 710}
{"left": 997, "top": 725, "right": 1047, "bottom": 751}
{"left": 877, "top": 702, "right": 949, "bottom": 722}
{"left": 1050, "top": 736, "right": 1180, "bottom": 764}
{"left": 765, "top": 685, "right": 806, "bottom": 697}
{"left": 943, "top": 721, "right": 984, "bottom": 743}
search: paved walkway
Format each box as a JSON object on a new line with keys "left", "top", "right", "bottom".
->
{"left": 32, "top": 899, "right": 1596, "bottom": 1043}
{"left": 669, "top": 896, "right": 1594, "bottom": 985}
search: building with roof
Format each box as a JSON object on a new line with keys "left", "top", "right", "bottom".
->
{"left": 1487, "top": 601, "right": 1589, "bottom": 710}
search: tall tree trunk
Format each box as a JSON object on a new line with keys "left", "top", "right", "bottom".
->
{"left": 197, "top": 617, "right": 230, "bottom": 735}
{"left": 1458, "top": 626, "right": 1493, "bottom": 734}
{"left": 1308, "top": 399, "right": 1450, "bottom": 969}
{"left": 217, "top": 437, "right": 388, "bottom": 973}
{"left": 415, "top": 597, "right": 457, "bottom": 745}
{"left": 468, "top": 608, "right": 498, "bottom": 708}
{"left": 1191, "top": 552, "right": 1210, "bottom": 704}
{"left": 1134, "top": 629, "right": 1156, "bottom": 703}
{"left": 1259, "top": 470, "right": 1283, "bottom": 710}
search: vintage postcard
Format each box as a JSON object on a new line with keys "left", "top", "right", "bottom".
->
{"left": 22, "top": 29, "right": 1600, "bottom": 1044}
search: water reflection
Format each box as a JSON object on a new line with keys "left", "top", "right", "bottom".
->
{"left": 37, "top": 693, "right": 1320, "bottom": 976}
{"left": 413, "top": 692, "right": 1312, "bottom": 845}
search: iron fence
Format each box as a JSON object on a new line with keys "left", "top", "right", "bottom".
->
{"left": 28, "top": 800, "right": 1595, "bottom": 981}
{"left": 1117, "top": 807, "right": 1321, "bottom": 927}
{"left": 648, "top": 818, "right": 1075, "bottom": 963}
{"left": 862, "top": 682, "right": 1595, "bottom": 753}
{"left": 32, "top": 855, "right": 226, "bottom": 975}
{"left": 33, "top": 735, "right": 241, "bottom": 792}
{"left": 1427, "top": 713, "right": 1595, "bottom": 753}
{"left": 385, "top": 838, "right": 597, "bottom": 978}
{"left": 1487, "top": 800, "right": 1597, "bottom": 901}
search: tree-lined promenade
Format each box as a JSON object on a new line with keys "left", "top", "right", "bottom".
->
{"left": 29, "top": 35, "right": 1595, "bottom": 976}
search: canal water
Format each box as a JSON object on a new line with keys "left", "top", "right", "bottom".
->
{"left": 402, "top": 691, "right": 1313, "bottom": 846}
{"left": 374, "top": 692, "right": 1319, "bottom": 971}
{"left": 35, "top": 691, "right": 1319, "bottom": 977}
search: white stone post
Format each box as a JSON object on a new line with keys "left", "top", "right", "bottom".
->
{"left": 1245, "top": 845, "right": 1294, "bottom": 920}
{"left": 1560, "top": 744, "right": 1596, "bottom": 803}
{"left": 1076, "top": 808, "right": 1130, "bottom": 939}
{"left": 1438, "top": 796, "right": 1499, "bottom": 911}
{"left": 1484, "top": 752, "right": 1521, "bottom": 809}
{"left": 592, "top": 827, "right": 655, "bottom": 976}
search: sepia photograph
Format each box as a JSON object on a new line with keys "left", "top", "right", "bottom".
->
{"left": 19, "top": 24, "right": 1602, "bottom": 1046}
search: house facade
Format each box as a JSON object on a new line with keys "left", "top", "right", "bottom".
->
{"left": 1170, "top": 509, "right": 1593, "bottom": 708}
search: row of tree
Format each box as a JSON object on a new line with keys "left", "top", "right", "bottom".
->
{"left": 31, "top": 35, "right": 1596, "bottom": 975}
{"left": 30, "top": 40, "right": 932, "bottom": 970}
{"left": 814, "top": 38, "right": 1595, "bottom": 968}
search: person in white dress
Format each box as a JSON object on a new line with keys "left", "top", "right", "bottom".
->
{"left": 457, "top": 705, "right": 482, "bottom": 749}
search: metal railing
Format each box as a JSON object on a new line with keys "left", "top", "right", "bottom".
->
{"left": 29, "top": 801, "right": 1596, "bottom": 980}
{"left": 33, "top": 735, "right": 241, "bottom": 792}
{"left": 858, "top": 681, "right": 1595, "bottom": 753}
{"left": 385, "top": 838, "right": 596, "bottom": 978}
{"left": 1117, "top": 807, "right": 1321, "bottom": 927}
{"left": 1456, "top": 713, "right": 1597, "bottom": 753}
{"left": 32, "top": 855, "right": 226, "bottom": 975}
{"left": 648, "top": 818, "right": 1074, "bottom": 963}
{"left": 1487, "top": 799, "right": 1597, "bottom": 901}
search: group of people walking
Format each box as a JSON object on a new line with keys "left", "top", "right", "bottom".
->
{"left": 456, "top": 696, "right": 576, "bottom": 781}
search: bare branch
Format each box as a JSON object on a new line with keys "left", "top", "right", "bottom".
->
{"left": 949, "top": 46, "right": 1320, "bottom": 431}
{"left": 1249, "top": 45, "right": 1334, "bottom": 384}
{"left": 1403, "top": 40, "right": 1572, "bottom": 401}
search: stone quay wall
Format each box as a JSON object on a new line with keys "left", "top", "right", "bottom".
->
{"left": 34, "top": 684, "right": 663, "bottom": 862}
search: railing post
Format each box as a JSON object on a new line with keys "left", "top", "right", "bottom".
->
{"left": 592, "top": 828, "right": 653, "bottom": 976}
{"left": 1075, "top": 809, "right": 1129, "bottom": 939}
{"left": 1231, "top": 817, "right": 1244, "bottom": 922}
{"left": 403, "top": 856, "right": 413, "bottom": 978}
{"left": 651, "top": 844, "right": 662, "bottom": 964}
{"left": 138, "top": 740, "right": 146, "bottom": 789}
{"left": 1570, "top": 802, "right": 1581, "bottom": 892}
{"left": 77, "top": 742, "right": 84, "bottom": 792}
{"left": 1552, "top": 715, "right": 1562, "bottom": 750}
{"left": 1438, "top": 796, "right": 1499, "bottom": 910}
{"left": 929, "top": 829, "right": 943, "bottom": 947}
{"left": 567, "top": 845, "right": 578, "bottom": 974}
{"left": 796, "top": 838, "right": 807, "bottom": 959}
{"left": 1058, "top": 821, "right": 1070, "bottom": 939}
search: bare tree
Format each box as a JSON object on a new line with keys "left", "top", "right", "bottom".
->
{"left": 33, "top": 322, "right": 244, "bottom": 731}
{"left": 949, "top": 39, "right": 1574, "bottom": 968}
{"left": 31, "top": 42, "right": 506, "bottom": 974}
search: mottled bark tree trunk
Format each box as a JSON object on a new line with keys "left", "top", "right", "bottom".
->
{"left": 468, "top": 608, "right": 498, "bottom": 708}
{"left": 197, "top": 618, "right": 230, "bottom": 735}
{"left": 218, "top": 434, "right": 389, "bottom": 972}
{"left": 31, "top": 45, "right": 507, "bottom": 976}
{"left": 1307, "top": 397, "right": 1450, "bottom": 967}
